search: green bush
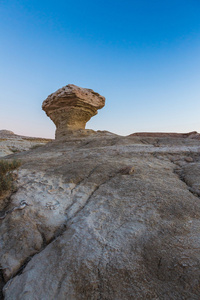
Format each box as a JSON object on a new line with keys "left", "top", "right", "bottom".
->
{"left": 0, "top": 159, "right": 21, "bottom": 196}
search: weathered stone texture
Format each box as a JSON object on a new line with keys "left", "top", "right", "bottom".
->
{"left": 42, "top": 84, "right": 105, "bottom": 139}
{"left": 0, "top": 132, "right": 200, "bottom": 299}
{"left": 0, "top": 131, "right": 51, "bottom": 157}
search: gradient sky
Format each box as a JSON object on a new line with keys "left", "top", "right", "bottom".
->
{"left": 0, "top": 0, "right": 200, "bottom": 138}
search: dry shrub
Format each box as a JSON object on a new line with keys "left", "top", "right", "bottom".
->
{"left": 0, "top": 160, "right": 21, "bottom": 196}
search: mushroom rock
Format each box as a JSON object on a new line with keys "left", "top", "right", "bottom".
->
{"left": 42, "top": 84, "right": 105, "bottom": 139}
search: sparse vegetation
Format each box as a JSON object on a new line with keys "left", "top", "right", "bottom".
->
{"left": 24, "top": 138, "right": 52, "bottom": 143}
{"left": 0, "top": 159, "right": 21, "bottom": 196}
{"left": 30, "top": 144, "right": 43, "bottom": 150}
{"left": 8, "top": 147, "right": 20, "bottom": 153}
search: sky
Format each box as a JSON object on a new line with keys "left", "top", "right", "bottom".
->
{"left": 0, "top": 0, "right": 200, "bottom": 138}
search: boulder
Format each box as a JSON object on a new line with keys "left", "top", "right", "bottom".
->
{"left": 42, "top": 84, "right": 105, "bottom": 139}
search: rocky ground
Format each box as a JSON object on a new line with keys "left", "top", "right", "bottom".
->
{"left": 0, "top": 130, "right": 51, "bottom": 157}
{"left": 0, "top": 130, "right": 200, "bottom": 299}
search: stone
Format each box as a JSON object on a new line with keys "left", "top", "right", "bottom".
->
{"left": 0, "top": 131, "right": 51, "bottom": 158}
{"left": 118, "top": 165, "right": 134, "bottom": 175}
{"left": 1, "top": 132, "right": 200, "bottom": 299}
{"left": 184, "top": 157, "right": 194, "bottom": 163}
{"left": 42, "top": 84, "right": 105, "bottom": 139}
{"left": 0, "top": 130, "right": 15, "bottom": 136}
{"left": 129, "top": 131, "right": 200, "bottom": 138}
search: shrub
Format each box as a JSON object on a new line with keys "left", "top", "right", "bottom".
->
{"left": 0, "top": 159, "right": 21, "bottom": 196}
{"left": 30, "top": 144, "right": 42, "bottom": 150}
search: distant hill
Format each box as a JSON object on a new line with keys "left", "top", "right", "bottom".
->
{"left": 0, "top": 130, "right": 52, "bottom": 157}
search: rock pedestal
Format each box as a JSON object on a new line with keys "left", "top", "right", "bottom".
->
{"left": 42, "top": 84, "right": 105, "bottom": 139}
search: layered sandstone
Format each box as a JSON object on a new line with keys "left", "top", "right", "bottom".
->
{"left": 42, "top": 84, "right": 105, "bottom": 139}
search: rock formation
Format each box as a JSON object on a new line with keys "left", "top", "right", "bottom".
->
{"left": 0, "top": 130, "right": 15, "bottom": 136}
{"left": 1, "top": 131, "right": 200, "bottom": 299}
{"left": 42, "top": 84, "right": 105, "bottom": 139}
{"left": 130, "top": 131, "right": 200, "bottom": 139}
{"left": 1, "top": 89, "right": 200, "bottom": 298}
{"left": 0, "top": 131, "right": 51, "bottom": 157}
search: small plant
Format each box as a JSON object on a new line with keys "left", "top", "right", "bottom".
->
{"left": 9, "top": 147, "right": 20, "bottom": 153}
{"left": 0, "top": 159, "right": 21, "bottom": 196}
{"left": 30, "top": 144, "right": 43, "bottom": 150}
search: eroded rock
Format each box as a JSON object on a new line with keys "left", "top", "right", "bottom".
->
{"left": 42, "top": 84, "right": 105, "bottom": 139}
{"left": 0, "top": 131, "right": 52, "bottom": 158}
{"left": 0, "top": 130, "right": 15, "bottom": 136}
{"left": 1, "top": 133, "right": 200, "bottom": 299}
{"left": 130, "top": 131, "right": 200, "bottom": 138}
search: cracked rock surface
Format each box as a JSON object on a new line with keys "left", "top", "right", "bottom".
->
{"left": 1, "top": 131, "right": 200, "bottom": 299}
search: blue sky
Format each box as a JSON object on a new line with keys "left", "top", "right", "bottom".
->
{"left": 0, "top": 0, "right": 200, "bottom": 138}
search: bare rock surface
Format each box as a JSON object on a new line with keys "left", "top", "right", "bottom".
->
{"left": 130, "top": 131, "right": 200, "bottom": 139}
{"left": 0, "top": 131, "right": 200, "bottom": 299}
{"left": 0, "top": 130, "right": 15, "bottom": 136}
{"left": 0, "top": 130, "right": 52, "bottom": 157}
{"left": 42, "top": 84, "right": 105, "bottom": 139}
